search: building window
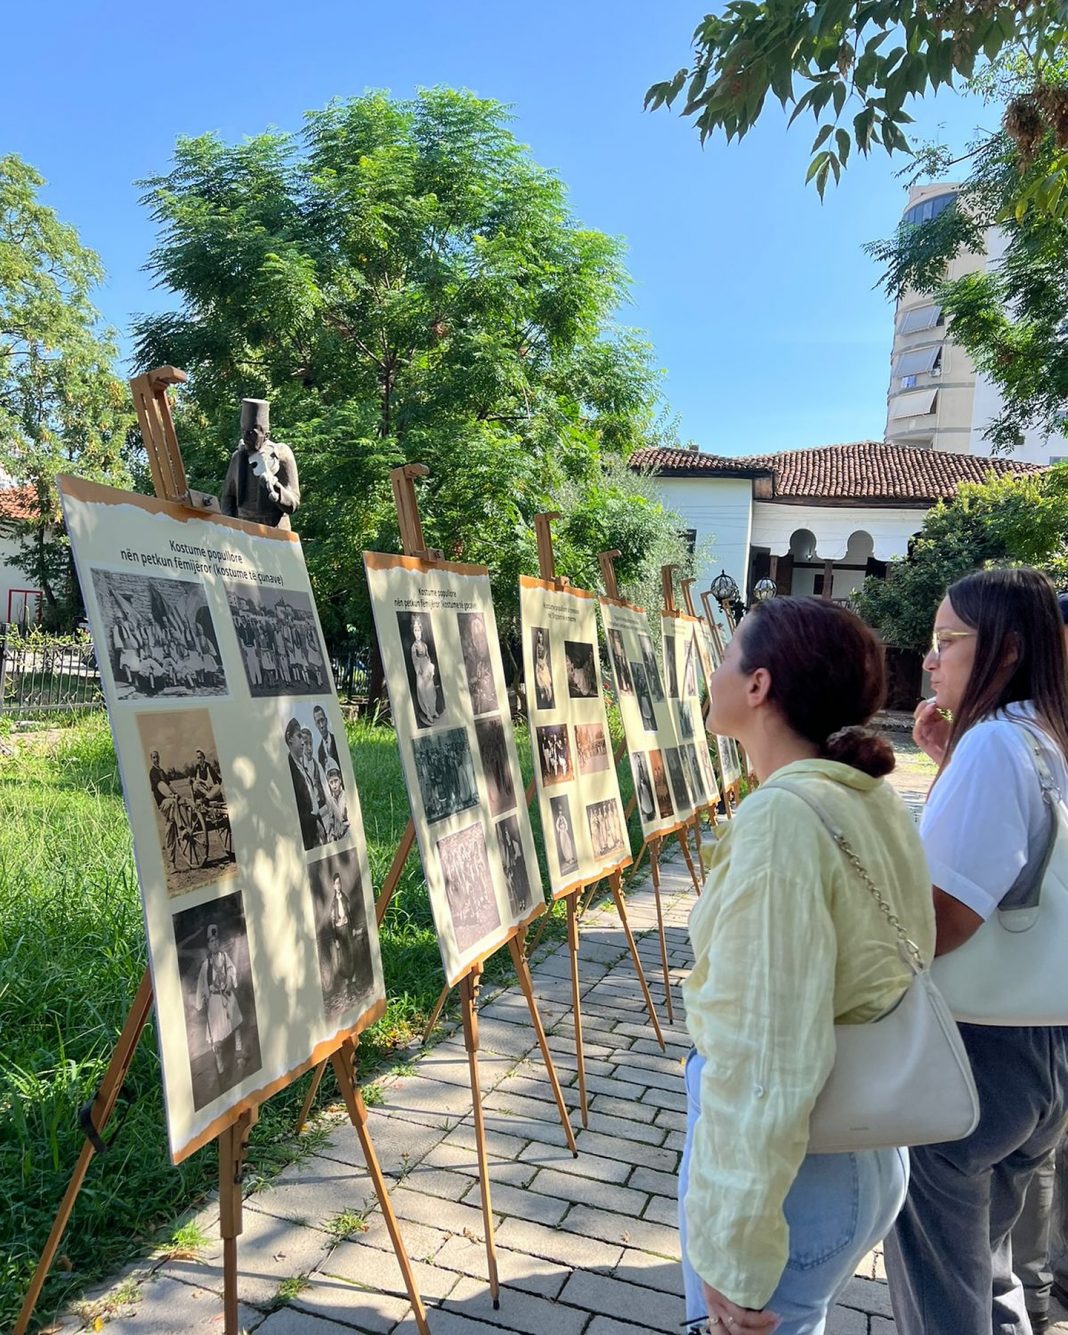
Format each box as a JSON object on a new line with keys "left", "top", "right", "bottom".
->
{"left": 897, "top": 304, "right": 943, "bottom": 335}
{"left": 902, "top": 191, "right": 959, "bottom": 227}
{"left": 1050, "top": 456, "right": 1068, "bottom": 464}
{"left": 901, "top": 375, "right": 917, "bottom": 389}
{"left": 889, "top": 388, "right": 939, "bottom": 419}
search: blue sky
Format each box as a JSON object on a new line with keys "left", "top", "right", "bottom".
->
{"left": 4, "top": 1, "right": 996, "bottom": 455}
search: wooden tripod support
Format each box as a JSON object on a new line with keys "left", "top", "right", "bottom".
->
{"left": 701, "top": 589, "right": 755, "bottom": 788}
{"left": 16, "top": 371, "right": 430, "bottom": 1335}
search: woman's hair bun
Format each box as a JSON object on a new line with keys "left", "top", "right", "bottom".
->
{"left": 823, "top": 726, "right": 895, "bottom": 778}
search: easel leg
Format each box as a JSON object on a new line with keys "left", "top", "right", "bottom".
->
{"left": 609, "top": 871, "right": 665, "bottom": 1050}
{"left": 460, "top": 968, "right": 500, "bottom": 1306}
{"left": 422, "top": 981, "right": 452, "bottom": 1045}
{"left": 566, "top": 895, "right": 588, "bottom": 1128}
{"left": 14, "top": 969, "right": 154, "bottom": 1335}
{"left": 649, "top": 840, "right": 675, "bottom": 1025}
{"left": 219, "top": 1108, "right": 256, "bottom": 1335}
{"left": 331, "top": 1040, "right": 430, "bottom": 1335}
{"left": 295, "top": 1060, "right": 328, "bottom": 1136}
{"left": 677, "top": 824, "right": 702, "bottom": 894}
{"left": 508, "top": 932, "right": 578, "bottom": 1156}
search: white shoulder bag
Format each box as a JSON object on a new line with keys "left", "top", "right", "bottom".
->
{"left": 931, "top": 726, "right": 1068, "bottom": 1025}
{"left": 770, "top": 780, "right": 979, "bottom": 1154}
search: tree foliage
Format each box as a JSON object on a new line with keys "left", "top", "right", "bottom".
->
{"left": 647, "top": 1, "right": 1068, "bottom": 200}
{"left": 0, "top": 155, "right": 133, "bottom": 624}
{"left": 854, "top": 469, "right": 1068, "bottom": 648}
{"left": 135, "top": 89, "right": 691, "bottom": 649}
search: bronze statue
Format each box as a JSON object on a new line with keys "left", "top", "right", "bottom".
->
{"left": 220, "top": 399, "right": 300, "bottom": 529}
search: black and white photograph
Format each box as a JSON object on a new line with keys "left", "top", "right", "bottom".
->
{"left": 665, "top": 746, "right": 691, "bottom": 813}
{"left": 664, "top": 633, "right": 679, "bottom": 698}
{"left": 649, "top": 749, "right": 674, "bottom": 819}
{"left": 530, "top": 625, "right": 555, "bottom": 711}
{"left": 564, "top": 639, "right": 599, "bottom": 699}
{"left": 91, "top": 568, "right": 227, "bottom": 700}
{"left": 173, "top": 889, "right": 262, "bottom": 1111}
{"left": 575, "top": 722, "right": 609, "bottom": 775}
{"left": 676, "top": 699, "right": 695, "bottom": 741}
{"left": 638, "top": 634, "right": 665, "bottom": 702}
{"left": 283, "top": 706, "right": 351, "bottom": 851}
{"left": 495, "top": 813, "right": 535, "bottom": 918}
{"left": 475, "top": 715, "right": 516, "bottom": 815}
{"left": 631, "top": 661, "right": 657, "bottom": 733}
{"left": 586, "top": 798, "right": 626, "bottom": 861}
{"left": 550, "top": 793, "right": 579, "bottom": 877}
{"left": 226, "top": 581, "right": 331, "bottom": 698}
{"left": 137, "top": 709, "right": 236, "bottom": 897}
{"left": 682, "top": 742, "right": 704, "bottom": 805}
{"left": 395, "top": 611, "right": 446, "bottom": 728}
{"left": 413, "top": 726, "right": 479, "bottom": 824}
{"left": 536, "top": 723, "right": 574, "bottom": 786}
{"left": 437, "top": 822, "right": 501, "bottom": 953}
{"left": 457, "top": 610, "right": 499, "bottom": 716}
{"left": 632, "top": 751, "right": 656, "bottom": 822}
{"left": 682, "top": 632, "right": 698, "bottom": 699}
{"left": 607, "top": 629, "right": 633, "bottom": 694}
{"left": 307, "top": 848, "right": 376, "bottom": 1024}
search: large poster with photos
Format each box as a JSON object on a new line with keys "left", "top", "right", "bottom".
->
{"left": 693, "top": 619, "right": 744, "bottom": 790}
{"left": 364, "top": 553, "right": 543, "bottom": 985}
{"left": 661, "top": 612, "right": 720, "bottom": 812}
{"left": 520, "top": 577, "right": 631, "bottom": 897}
{"left": 60, "top": 477, "right": 385, "bottom": 1163}
{"left": 598, "top": 595, "right": 691, "bottom": 840}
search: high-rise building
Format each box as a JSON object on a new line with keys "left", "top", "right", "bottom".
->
{"left": 884, "top": 183, "right": 1068, "bottom": 464}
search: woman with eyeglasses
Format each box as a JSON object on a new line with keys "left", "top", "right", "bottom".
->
{"left": 884, "top": 568, "right": 1068, "bottom": 1335}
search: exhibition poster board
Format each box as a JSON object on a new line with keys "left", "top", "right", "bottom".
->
{"left": 519, "top": 576, "right": 631, "bottom": 897}
{"left": 694, "top": 620, "right": 744, "bottom": 790}
{"left": 364, "top": 552, "right": 544, "bottom": 986}
{"left": 598, "top": 595, "right": 691, "bottom": 840}
{"left": 60, "top": 476, "right": 386, "bottom": 1163}
{"left": 662, "top": 611, "right": 721, "bottom": 811}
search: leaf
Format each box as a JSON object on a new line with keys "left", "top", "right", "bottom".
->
{"left": 836, "top": 128, "right": 851, "bottom": 164}
{"left": 812, "top": 123, "right": 835, "bottom": 151}
{"left": 806, "top": 150, "right": 831, "bottom": 183}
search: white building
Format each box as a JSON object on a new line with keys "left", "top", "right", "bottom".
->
{"left": 0, "top": 487, "right": 44, "bottom": 626}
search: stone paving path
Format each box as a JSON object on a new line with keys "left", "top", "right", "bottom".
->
{"left": 53, "top": 764, "right": 1068, "bottom": 1334}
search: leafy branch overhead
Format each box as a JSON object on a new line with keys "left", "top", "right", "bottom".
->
{"left": 647, "top": 0, "right": 1068, "bottom": 197}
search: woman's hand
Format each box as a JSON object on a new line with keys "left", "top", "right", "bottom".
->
{"left": 701, "top": 1282, "right": 779, "bottom": 1331}
{"left": 913, "top": 697, "right": 950, "bottom": 765}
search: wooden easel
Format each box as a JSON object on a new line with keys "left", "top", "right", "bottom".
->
{"left": 527, "top": 513, "right": 664, "bottom": 1126}
{"left": 701, "top": 588, "right": 756, "bottom": 788}
{"left": 15, "top": 368, "right": 430, "bottom": 1335}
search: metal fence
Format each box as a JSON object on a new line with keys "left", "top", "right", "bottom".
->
{"left": 0, "top": 628, "right": 102, "bottom": 713}
{"left": 329, "top": 643, "right": 372, "bottom": 706}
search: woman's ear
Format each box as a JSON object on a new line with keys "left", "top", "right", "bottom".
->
{"left": 1003, "top": 630, "right": 1022, "bottom": 670}
{"left": 747, "top": 666, "right": 772, "bottom": 709}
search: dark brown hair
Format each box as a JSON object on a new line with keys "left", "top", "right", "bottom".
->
{"left": 942, "top": 567, "right": 1068, "bottom": 765}
{"left": 738, "top": 596, "right": 894, "bottom": 777}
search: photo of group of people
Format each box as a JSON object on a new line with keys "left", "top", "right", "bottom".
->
{"left": 458, "top": 611, "right": 499, "bottom": 716}
{"left": 575, "top": 722, "right": 609, "bottom": 775}
{"left": 536, "top": 723, "right": 573, "bottom": 786}
{"left": 413, "top": 727, "right": 479, "bottom": 823}
{"left": 586, "top": 797, "right": 625, "bottom": 861}
{"left": 226, "top": 582, "right": 331, "bottom": 697}
{"left": 283, "top": 702, "right": 351, "bottom": 850}
{"left": 92, "top": 568, "right": 228, "bottom": 700}
{"left": 306, "top": 849, "right": 376, "bottom": 1023}
{"left": 436, "top": 822, "right": 502, "bottom": 953}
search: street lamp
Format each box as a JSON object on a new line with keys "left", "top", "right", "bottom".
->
{"left": 710, "top": 570, "right": 740, "bottom": 606}
{"left": 752, "top": 577, "right": 777, "bottom": 603}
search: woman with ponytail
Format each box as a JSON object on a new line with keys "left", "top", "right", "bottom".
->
{"left": 679, "top": 596, "right": 934, "bottom": 1334}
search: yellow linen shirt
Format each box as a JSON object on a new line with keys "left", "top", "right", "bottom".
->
{"left": 682, "top": 758, "right": 936, "bottom": 1309}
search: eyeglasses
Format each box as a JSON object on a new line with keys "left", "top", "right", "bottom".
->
{"left": 929, "top": 629, "right": 976, "bottom": 661}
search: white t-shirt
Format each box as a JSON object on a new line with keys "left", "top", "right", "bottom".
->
{"left": 921, "top": 702, "right": 1068, "bottom": 920}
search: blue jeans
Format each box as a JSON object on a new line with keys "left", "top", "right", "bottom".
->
{"left": 679, "top": 1049, "right": 909, "bottom": 1334}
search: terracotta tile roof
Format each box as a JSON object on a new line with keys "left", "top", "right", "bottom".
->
{"left": 0, "top": 487, "right": 38, "bottom": 522}
{"left": 630, "top": 441, "right": 1044, "bottom": 503}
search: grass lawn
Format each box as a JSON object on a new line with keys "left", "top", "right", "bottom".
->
{"left": 0, "top": 708, "right": 642, "bottom": 1330}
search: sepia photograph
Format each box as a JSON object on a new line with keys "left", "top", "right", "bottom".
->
{"left": 137, "top": 709, "right": 236, "bottom": 897}
{"left": 607, "top": 629, "right": 632, "bottom": 694}
{"left": 91, "top": 567, "right": 228, "bottom": 701}
{"left": 550, "top": 793, "right": 579, "bottom": 877}
{"left": 395, "top": 611, "right": 446, "bottom": 728}
{"left": 458, "top": 610, "right": 499, "bottom": 716}
{"left": 495, "top": 813, "right": 535, "bottom": 918}
{"left": 536, "top": 723, "right": 574, "bottom": 786}
{"left": 173, "top": 889, "right": 262, "bottom": 1111}
{"left": 664, "top": 633, "right": 679, "bottom": 698}
{"left": 564, "top": 639, "right": 598, "bottom": 699}
{"left": 682, "top": 632, "right": 698, "bottom": 699}
{"left": 225, "top": 581, "right": 331, "bottom": 698}
{"left": 306, "top": 849, "right": 376, "bottom": 1024}
{"left": 283, "top": 706, "right": 351, "bottom": 851}
{"left": 649, "top": 749, "right": 675, "bottom": 819}
{"left": 575, "top": 722, "right": 609, "bottom": 775}
{"left": 632, "top": 751, "right": 656, "bottom": 822}
{"left": 665, "top": 746, "right": 692, "bottom": 813}
{"left": 586, "top": 797, "right": 626, "bottom": 861}
{"left": 475, "top": 715, "right": 516, "bottom": 816}
{"left": 530, "top": 625, "right": 556, "bottom": 710}
{"left": 676, "top": 699, "right": 695, "bottom": 741}
{"left": 437, "top": 822, "right": 502, "bottom": 954}
{"left": 413, "top": 726, "right": 480, "bottom": 824}
{"left": 682, "top": 743, "right": 704, "bottom": 805}
{"left": 638, "top": 634, "right": 665, "bottom": 703}
{"left": 631, "top": 661, "right": 657, "bottom": 733}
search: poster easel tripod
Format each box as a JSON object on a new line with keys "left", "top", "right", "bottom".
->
{"left": 15, "top": 367, "right": 430, "bottom": 1335}
{"left": 680, "top": 576, "right": 739, "bottom": 817}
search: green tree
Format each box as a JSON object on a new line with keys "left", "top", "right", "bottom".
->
{"left": 135, "top": 89, "right": 692, "bottom": 656}
{"left": 0, "top": 155, "right": 133, "bottom": 625}
{"left": 854, "top": 469, "right": 1068, "bottom": 648}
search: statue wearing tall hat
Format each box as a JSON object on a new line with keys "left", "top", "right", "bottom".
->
{"left": 220, "top": 399, "right": 301, "bottom": 530}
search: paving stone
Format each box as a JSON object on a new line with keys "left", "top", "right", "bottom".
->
{"left": 387, "top": 1185, "right": 501, "bottom": 1239}
{"left": 652, "top": 1108, "right": 687, "bottom": 1135}
{"left": 587, "top": 1093, "right": 658, "bottom": 1124}
{"left": 392, "top": 1161, "right": 472, "bottom": 1202}
{"left": 574, "top": 1129, "right": 678, "bottom": 1173}
{"left": 432, "top": 1236, "right": 569, "bottom": 1300}
{"left": 559, "top": 1268, "right": 685, "bottom": 1329}
{"left": 631, "top": 1037, "right": 691, "bottom": 1060}
{"left": 494, "top": 1213, "right": 624, "bottom": 1271}
{"left": 392, "top": 1309, "right": 520, "bottom": 1335}
{"left": 484, "top": 1086, "right": 580, "bottom": 1123}
{"left": 559, "top": 1203, "right": 681, "bottom": 1259}
{"left": 290, "top": 1274, "right": 412, "bottom": 1332}
{"left": 528, "top": 1166, "right": 649, "bottom": 1216}
{"left": 442, "top": 1273, "right": 588, "bottom": 1335}
{"left": 358, "top": 1210, "right": 451, "bottom": 1264}
{"left": 639, "top": 1085, "right": 688, "bottom": 1113}
{"left": 70, "top": 1273, "right": 262, "bottom": 1334}
{"left": 442, "top": 1119, "right": 534, "bottom": 1164}
{"left": 586, "top": 1316, "right": 672, "bottom": 1335}
{"left": 664, "top": 1130, "right": 687, "bottom": 1153}
{"left": 840, "top": 1276, "right": 894, "bottom": 1318}
{"left": 580, "top": 1108, "right": 668, "bottom": 1146}
{"left": 473, "top": 1018, "right": 540, "bottom": 1060}
{"left": 255, "top": 1309, "right": 361, "bottom": 1334}
{"left": 415, "top": 1044, "right": 513, "bottom": 1091}
{"left": 421, "top": 1139, "right": 539, "bottom": 1188}
{"left": 320, "top": 1235, "right": 459, "bottom": 1303}
{"left": 245, "top": 1160, "right": 375, "bottom": 1230}
{"left": 319, "top": 1115, "right": 446, "bottom": 1176}
{"left": 628, "top": 1165, "right": 679, "bottom": 1199}
{"left": 461, "top": 1176, "right": 569, "bottom": 1227}
{"left": 826, "top": 1306, "right": 868, "bottom": 1334}
{"left": 613, "top": 1247, "right": 684, "bottom": 1296}
{"left": 610, "top": 1062, "right": 687, "bottom": 1094}
{"left": 642, "top": 1193, "right": 678, "bottom": 1227}
{"left": 479, "top": 1109, "right": 571, "bottom": 1149}
{"left": 518, "top": 1137, "right": 633, "bottom": 1185}
{"left": 871, "top": 1320, "right": 897, "bottom": 1335}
